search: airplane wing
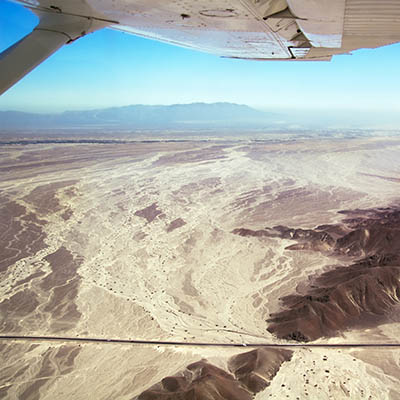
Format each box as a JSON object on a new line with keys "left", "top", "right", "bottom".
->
{"left": 1, "top": 0, "right": 400, "bottom": 94}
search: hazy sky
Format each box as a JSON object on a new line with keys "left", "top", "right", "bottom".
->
{"left": 1, "top": 0, "right": 400, "bottom": 114}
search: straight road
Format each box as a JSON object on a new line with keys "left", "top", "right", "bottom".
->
{"left": 1, "top": 335, "right": 400, "bottom": 348}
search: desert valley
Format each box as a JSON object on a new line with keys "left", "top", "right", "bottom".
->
{"left": 1, "top": 133, "right": 400, "bottom": 399}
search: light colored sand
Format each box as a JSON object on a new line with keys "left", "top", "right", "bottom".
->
{"left": 1, "top": 137, "right": 400, "bottom": 398}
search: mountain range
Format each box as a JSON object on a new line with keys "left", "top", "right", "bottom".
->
{"left": 0, "top": 103, "right": 275, "bottom": 129}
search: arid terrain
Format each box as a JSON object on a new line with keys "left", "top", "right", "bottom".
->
{"left": 1, "top": 135, "right": 400, "bottom": 399}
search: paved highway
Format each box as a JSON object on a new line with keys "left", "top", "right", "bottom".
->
{"left": 1, "top": 335, "right": 400, "bottom": 348}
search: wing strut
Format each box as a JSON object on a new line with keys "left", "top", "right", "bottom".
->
{"left": 0, "top": 11, "right": 109, "bottom": 95}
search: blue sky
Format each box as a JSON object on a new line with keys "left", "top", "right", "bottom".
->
{"left": 1, "top": 0, "right": 400, "bottom": 114}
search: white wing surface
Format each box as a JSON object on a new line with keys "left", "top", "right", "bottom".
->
{"left": 1, "top": 0, "right": 400, "bottom": 94}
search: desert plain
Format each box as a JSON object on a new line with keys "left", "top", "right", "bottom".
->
{"left": 1, "top": 133, "right": 400, "bottom": 399}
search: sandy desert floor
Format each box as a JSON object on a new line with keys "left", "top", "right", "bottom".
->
{"left": 1, "top": 135, "right": 400, "bottom": 399}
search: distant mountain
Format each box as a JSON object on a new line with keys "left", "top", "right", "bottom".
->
{"left": 0, "top": 103, "right": 276, "bottom": 129}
